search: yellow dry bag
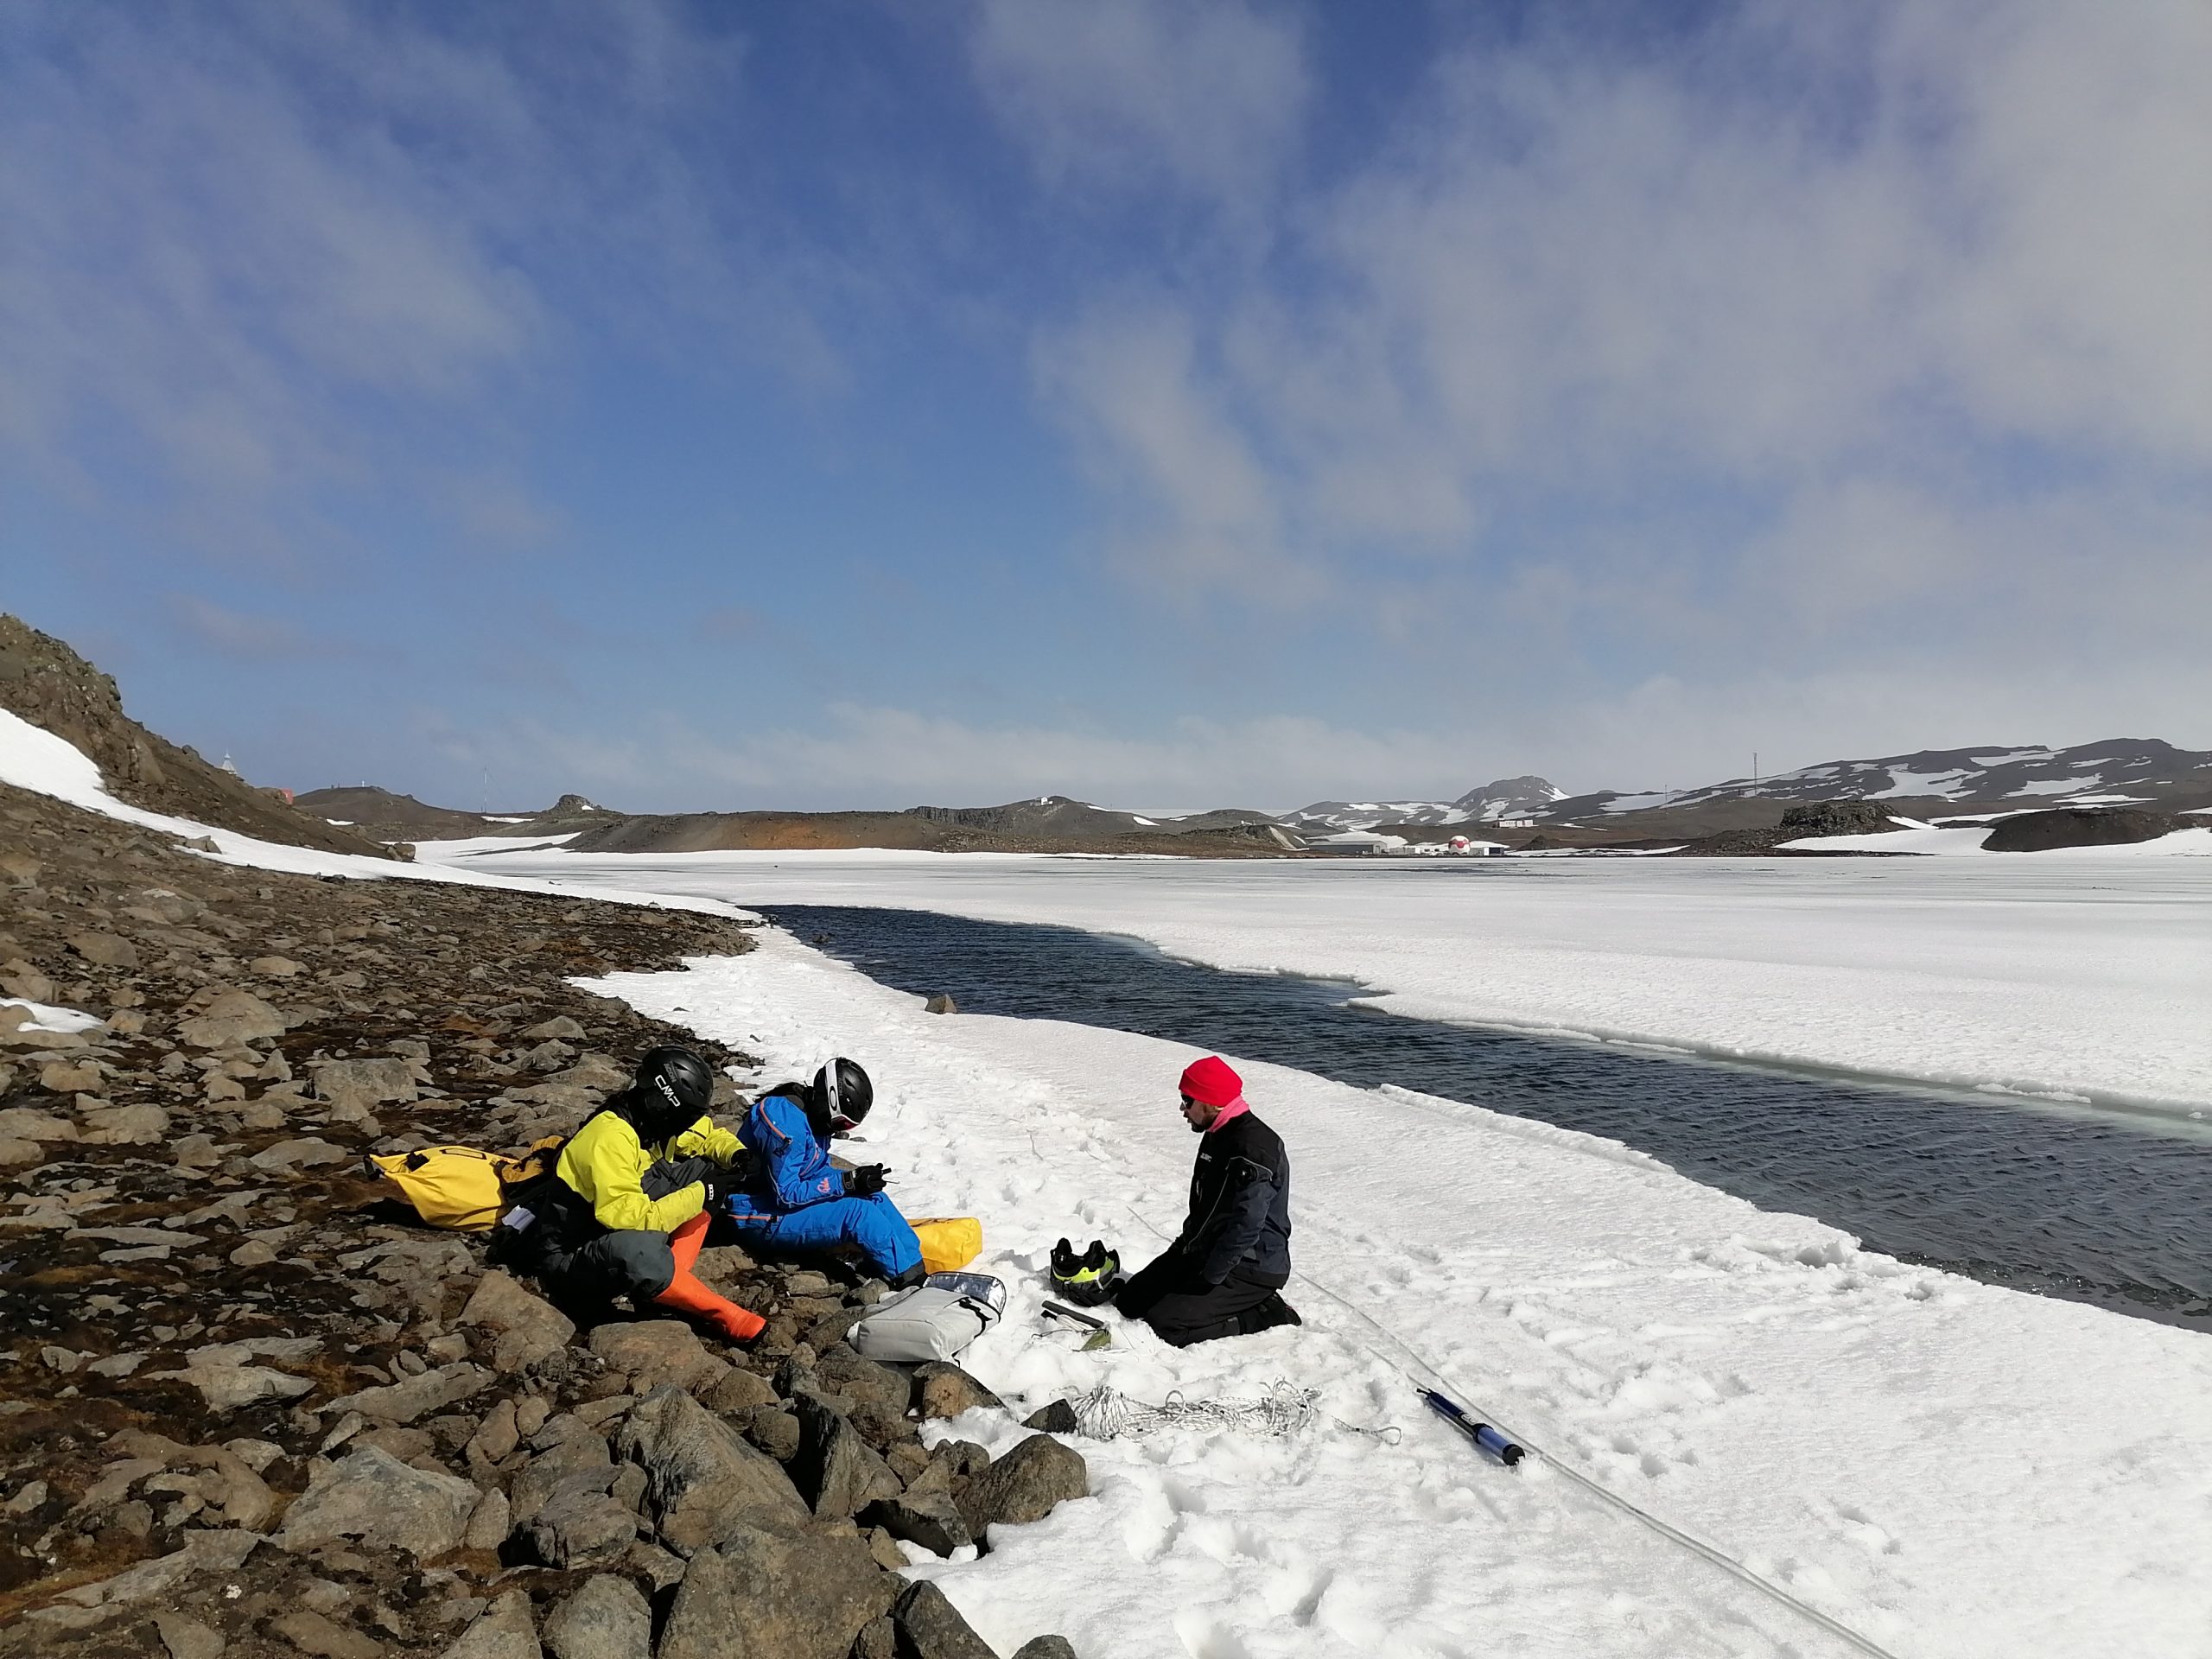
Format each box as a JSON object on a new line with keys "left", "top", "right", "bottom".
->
{"left": 911, "top": 1216, "right": 982, "bottom": 1274}
{"left": 367, "top": 1140, "right": 561, "bottom": 1231}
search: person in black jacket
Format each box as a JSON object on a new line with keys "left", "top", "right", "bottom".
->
{"left": 1114, "top": 1055, "right": 1301, "bottom": 1346}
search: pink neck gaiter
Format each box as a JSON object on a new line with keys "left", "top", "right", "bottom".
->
{"left": 1205, "top": 1096, "right": 1249, "bottom": 1131}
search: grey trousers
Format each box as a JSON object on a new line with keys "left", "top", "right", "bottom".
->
{"left": 533, "top": 1155, "right": 715, "bottom": 1308}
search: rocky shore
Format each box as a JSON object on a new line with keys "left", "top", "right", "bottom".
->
{"left": 2, "top": 779, "right": 1084, "bottom": 1658}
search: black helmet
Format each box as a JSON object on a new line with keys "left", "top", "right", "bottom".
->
{"left": 634, "top": 1046, "right": 715, "bottom": 1139}
{"left": 1051, "top": 1237, "right": 1122, "bottom": 1307}
{"left": 812, "top": 1057, "right": 873, "bottom": 1135}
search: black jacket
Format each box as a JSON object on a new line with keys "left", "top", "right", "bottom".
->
{"left": 1171, "top": 1109, "right": 1293, "bottom": 1288}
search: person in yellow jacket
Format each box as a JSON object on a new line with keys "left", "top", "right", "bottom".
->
{"left": 526, "top": 1046, "right": 765, "bottom": 1341}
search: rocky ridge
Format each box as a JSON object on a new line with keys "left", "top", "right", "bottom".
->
{"left": 0, "top": 616, "right": 397, "bottom": 861}
{"left": 0, "top": 779, "right": 1085, "bottom": 1658}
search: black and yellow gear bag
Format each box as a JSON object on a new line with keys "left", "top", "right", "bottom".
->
{"left": 366, "top": 1139, "right": 563, "bottom": 1231}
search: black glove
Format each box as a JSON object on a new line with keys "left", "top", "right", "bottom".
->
{"left": 845, "top": 1164, "right": 887, "bottom": 1198}
{"left": 696, "top": 1171, "right": 725, "bottom": 1207}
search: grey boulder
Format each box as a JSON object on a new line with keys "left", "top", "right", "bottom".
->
{"left": 526, "top": 1487, "right": 639, "bottom": 1569}
{"left": 542, "top": 1573, "right": 652, "bottom": 1659}
{"left": 458, "top": 1269, "right": 576, "bottom": 1373}
{"left": 614, "top": 1384, "right": 808, "bottom": 1555}
{"left": 325, "top": 1361, "right": 491, "bottom": 1425}
{"left": 440, "top": 1589, "right": 537, "bottom": 1659}
{"left": 276, "top": 1445, "right": 480, "bottom": 1559}
{"left": 658, "top": 1522, "right": 897, "bottom": 1659}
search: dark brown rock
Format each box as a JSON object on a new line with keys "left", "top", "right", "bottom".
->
{"left": 892, "top": 1580, "right": 997, "bottom": 1659}
{"left": 913, "top": 1363, "right": 1002, "bottom": 1421}
{"left": 861, "top": 1489, "right": 970, "bottom": 1556}
{"left": 589, "top": 1319, "right": 728, "bottom": 1395}
{"left": 792, "top": 1394, "right": 902, "bottom": 1519}
{"left": 743, "top": 1406, "right": 801, "bottom": 1464}
{"left": 955, "top": 1434, "right": 1088, "bottom": 1536}
{"left": 815, "top": 1348, "right": 910, "bottom": 1415}
{"left": 1021, "top": 1401, "right": 1080, "bottom": 1434}
{"left": 1982, "top": 806, "right": 2183, "bottom": 852}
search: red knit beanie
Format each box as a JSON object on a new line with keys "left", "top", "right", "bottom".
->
{"left": 1179, "top": 1055, "right": 1243, "bottom": 1109}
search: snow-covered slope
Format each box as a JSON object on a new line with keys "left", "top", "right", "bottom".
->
{"left": 1661, "top": 738, "right": 2212, "bottom": 811}
{"left": 1285, "top": 775, "right": 1566, "bottom": 834}
{"left": 1541, "top": 738, "right": 2212, "bottom": 826}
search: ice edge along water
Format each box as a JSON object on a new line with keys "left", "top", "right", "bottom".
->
{"left": 5, "top": 711, "right": 2209, "bottom": 1656}
{"left": 419, "top": 841, "right": 2212, "bottom": 1122}
{"left": 584, "top": 931, "right": 2212, "bottom": 1659}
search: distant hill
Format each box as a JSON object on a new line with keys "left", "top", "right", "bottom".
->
{"left": 564, "top": 795, "right": 1300, "bottom": 856}
{"left": 0, "top": 613, "right": 399, "bottom": 858}
{"left": 293, "top": 787, "right": 1305, "bottom": 858}
{"left": 286, "top": 739, "right": 2212, "bottom": 859}
{"left": 1281, "top": 741, "right": 2211, "bottom": 850}
{"left": 1525, "top": 739, "right": 2212, "bottom": 843}
{"left": 1283, "top": 775, "right": 1567, "bottom": 836}
{"left": 292, "top": 786, "right": 617, "bottom": 845}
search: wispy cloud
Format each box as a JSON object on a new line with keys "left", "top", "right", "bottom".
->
{"left": 967, "top": 0, "right": 1308, "bottom": 206}
{"left": 164, "top": 594, "right": 331, "bottom": 663}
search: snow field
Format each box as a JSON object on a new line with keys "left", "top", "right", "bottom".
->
{"left": 444, "top": 848, "right": 2212, "bottom": 1117}
{"left": 585, "top": 930, "right": 2212, "bottom": 1659}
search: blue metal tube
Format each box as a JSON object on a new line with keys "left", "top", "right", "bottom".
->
{"left": 1422, "top": 1389, "right": 1526, "bottom": 1466}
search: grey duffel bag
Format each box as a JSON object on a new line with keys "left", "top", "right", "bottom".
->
{"left": 848, "top": 1273, "right": 1006, "bottom": 1363}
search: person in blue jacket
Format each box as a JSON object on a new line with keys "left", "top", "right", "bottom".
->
{"left": 725, "top": 1057, "right": 926, "bottom": 1287}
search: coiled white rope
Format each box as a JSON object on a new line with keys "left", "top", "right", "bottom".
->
{"left": 1070, "top": 1377, "right": 1402, "bottom": 1445}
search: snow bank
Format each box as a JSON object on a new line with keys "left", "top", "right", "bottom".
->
{"left": 1782, "top": 822, "right": 2212, "bottom": 856}
{"left": 1, "top": 996, "right": 105, "bottom": 1034}
{"left": 430, "top": 847, "right": 2212, "bottom": 1116}
{"left": 581, "top": 926, "right": 2212, "bottom": 1659}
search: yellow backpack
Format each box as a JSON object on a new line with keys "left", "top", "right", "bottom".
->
{"left": 367, "top": 1139, "right": 563, "bottom": 1231}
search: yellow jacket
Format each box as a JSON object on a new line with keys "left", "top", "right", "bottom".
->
{"left": 556, "top": 1109, "right": 744, "bottom": 1234}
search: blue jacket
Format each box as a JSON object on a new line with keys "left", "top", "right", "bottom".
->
{"left": 734, "top": 1090, "right": 846, "bottom": 1217}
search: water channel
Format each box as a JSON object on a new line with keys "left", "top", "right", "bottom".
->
{"left": 759, "top": 903, "right": 2212, "bottom": 1333}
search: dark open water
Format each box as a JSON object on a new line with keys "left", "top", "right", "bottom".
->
{"left": 760, "top": 904, "right": 2212, "bottom": 1333}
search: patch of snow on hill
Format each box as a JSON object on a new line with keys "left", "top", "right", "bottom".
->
{"left": 1867, "top": 766, "right": 1976, "bottom": 798}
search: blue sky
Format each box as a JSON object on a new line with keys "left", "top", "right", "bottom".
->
{"left": 3, "top": 1, "right": 2206, "bottom": 812}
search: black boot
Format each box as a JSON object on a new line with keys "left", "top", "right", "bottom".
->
{"left": 1238, "top": 1292, "right": 1302, "bottom": 1335}
{"left": 887, "top": 1262, "right": 928, "bottom": 1292}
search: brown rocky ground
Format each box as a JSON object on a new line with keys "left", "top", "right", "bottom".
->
{"left": 0, "top": 781, "right": 1082, "bottom": 1659}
